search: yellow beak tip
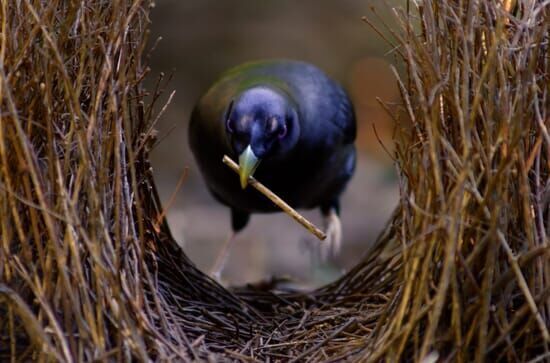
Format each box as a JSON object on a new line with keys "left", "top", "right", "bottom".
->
{"left": 238, "top": 145, "right": 260, "bottom": 190}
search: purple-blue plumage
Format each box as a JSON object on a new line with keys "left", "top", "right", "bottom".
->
{"left": 189, "top": 59, "right": 356, "bottom": 231}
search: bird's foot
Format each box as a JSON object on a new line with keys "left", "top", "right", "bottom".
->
{"left": 321, "top": 209, "right": 342, "bottom": 260}
{"left": 211, "top": 270, "right": 223, "bottom": 283}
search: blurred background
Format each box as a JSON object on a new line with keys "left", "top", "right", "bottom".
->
{"left": 148, "top": 0, "right": 404, "bottom": 287}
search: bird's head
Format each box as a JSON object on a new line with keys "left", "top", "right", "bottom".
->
{"left": 224, "top": 86, "right": 300, "bottom": 188}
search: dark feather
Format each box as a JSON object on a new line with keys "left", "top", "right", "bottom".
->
{"left": 189, "top": 59, "right": 356, "bottom": 231}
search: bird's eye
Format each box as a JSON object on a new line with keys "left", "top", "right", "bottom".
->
{"left": 267, "top": 117, "right": 278, "bottom": 134}
{"left": 226, "top": 118, "right": 235, "bottom": 133}
{"left": 278, "top": 123, "right": 287, "bottom": 139}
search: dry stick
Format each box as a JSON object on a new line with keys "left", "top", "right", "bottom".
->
{"left": 222, "top": 155, "right": 327, "bottom": 241}
{"left": 468, "top": 175, "right": 550, "bottom": 343}
{"left": 288, "top": 317, "right": 356, "bottom": 363}
{"left": 153, "top": 167, "right": 189, "bottom": 232}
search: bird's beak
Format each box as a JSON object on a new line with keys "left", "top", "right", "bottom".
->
{"left": 238, "top": 145, "right": 261, "bottom": 189}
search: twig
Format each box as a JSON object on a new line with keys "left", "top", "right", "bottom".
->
{"left": 497, "top": 231, "right": 550, "bottom": 342}
{"left": 288, "top": 317, "right": 356, "bottom": 363}
{"left": 222, "top": 155, "right": 326, "bottom": 241}
{"left": 153, "top": 167, "right": 188, "bottom": 233}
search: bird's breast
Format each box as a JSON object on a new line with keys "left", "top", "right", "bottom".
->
{"left": 202, "top": 145, "right": 354, "bottom": 214}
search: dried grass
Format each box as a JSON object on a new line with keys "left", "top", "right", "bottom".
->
{"left": 0, "top": 0, "right": 548, "bottom": 362}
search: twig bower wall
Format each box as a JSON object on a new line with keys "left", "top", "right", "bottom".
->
{"left": 0, "top": 1, "right": 548, "bottom": 361}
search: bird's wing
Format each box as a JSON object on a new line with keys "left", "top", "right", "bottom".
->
{"left": 268, "top": 60, "right": 357, "bottom": 146}
{"left": 329, "top": 83, "right": 356, "bottom": 144}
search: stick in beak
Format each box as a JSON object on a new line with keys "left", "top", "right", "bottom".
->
{"left": 223, "top": 155, "right": 327, "bottom": 240}
{"left": 238, "top": 145, "right": 261, "bottom": 189}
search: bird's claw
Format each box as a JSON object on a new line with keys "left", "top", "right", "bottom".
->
{"left": 321, "top": 209, "right": 342, "bottom": 260}
{"left": 211, "top": 270, "right": 223, "bottom": 283}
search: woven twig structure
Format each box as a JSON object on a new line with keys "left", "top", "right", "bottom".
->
{"left": 0, "top": 1, "right": 548, "bottom": 361}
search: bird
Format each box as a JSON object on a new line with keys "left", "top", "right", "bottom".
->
{"left": 189, "top": 59, "right": 356, "bottom": 279}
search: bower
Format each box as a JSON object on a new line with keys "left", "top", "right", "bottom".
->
{"left": 0, "top": 1, "right": 548, "bottom": 361}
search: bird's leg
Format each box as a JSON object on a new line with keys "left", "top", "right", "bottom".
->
{"left": 321, "top": 204, "right": 342, "bottom": 260}
{"left": 210, "top": 209, "right": 249, "bottom": 281}
{"left": 210, "top": 231, "right": 237, "bottom": 281}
